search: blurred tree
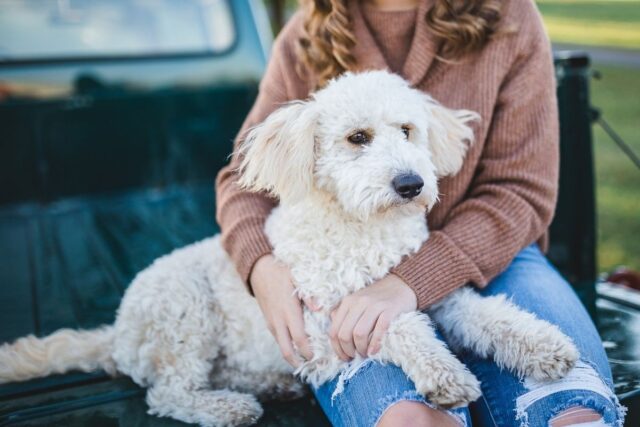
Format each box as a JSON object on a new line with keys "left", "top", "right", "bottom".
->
{"left": 263, "top": 0, "right": 297, "bottom": 34}
{"left": 265, "top": 0, "right": 284, "bottom": 32}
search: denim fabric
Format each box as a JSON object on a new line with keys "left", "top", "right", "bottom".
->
{"left": 312, "top": 244, "right": 626, "bottom": 427}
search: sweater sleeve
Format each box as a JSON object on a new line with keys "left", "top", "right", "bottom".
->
{"left": 392, "top": 13, "right": 560, "bottom": 309}
{"left": 215, "top": 38, "right": 292, "bottom": 287}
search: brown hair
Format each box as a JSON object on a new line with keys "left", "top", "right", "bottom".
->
{"left": 296, "top": 0, "right": 505, "bottom": 87}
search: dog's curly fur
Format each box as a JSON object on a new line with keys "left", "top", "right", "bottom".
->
{"left": 0, "top": 71, "right": 578, "bottom": 427}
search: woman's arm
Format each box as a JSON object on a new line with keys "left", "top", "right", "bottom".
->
{"left": 216, "top": 12, "right": 309, "bottom": 289}
{"left": 391, "top": 14, "right": 559, "bottom": 310}
{"left": 215, "top": 54, "right": 284, "bottom": 286}
{"left": 215, "top": 16, "right": 314, "bottom": 365}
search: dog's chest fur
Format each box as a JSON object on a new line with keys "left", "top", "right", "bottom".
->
{"left": 265, "top": 198, "right": 429, "bottom": 310}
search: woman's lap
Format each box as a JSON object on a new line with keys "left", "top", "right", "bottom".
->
{"left": 312, "top": 244, "right": 625, "bottom": 427}
{"left": 314, "top": 360, "right": 471, "bottom": 427}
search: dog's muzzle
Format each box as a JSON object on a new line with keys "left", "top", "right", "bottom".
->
{"left": 392, "top": 173, "right": 424, "bottom": 199}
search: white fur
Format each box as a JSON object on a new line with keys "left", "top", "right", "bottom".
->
{"left": 0, "top": 71, "right": 578, "bottom": 426}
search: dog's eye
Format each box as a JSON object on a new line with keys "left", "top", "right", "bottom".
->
{"left": 401, "top": 125, "right": 411, "bottom": 139}
{"left": 347, "top": 131, "right": 371, "bottom": 145}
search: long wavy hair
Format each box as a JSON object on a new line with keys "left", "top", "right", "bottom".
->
{"left": 296, "top": 0, "right": 505, "bottom": 88}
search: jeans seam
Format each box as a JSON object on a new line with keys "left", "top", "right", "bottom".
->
{"left": 480, "top": 393, "right": 500, "bottom": 427}
{"left": 464, "top": 358, "right": 509, "bottom": 426}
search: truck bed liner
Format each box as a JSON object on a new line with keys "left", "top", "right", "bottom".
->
{"left": 0, "top": 184, "right": 328, "bottom": 426}
{"left": 0, "top": 184, "right": 216, "bottom": 342}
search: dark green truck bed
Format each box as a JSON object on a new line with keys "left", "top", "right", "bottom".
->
{"left": 0, "top": 2, "right": 638, "bottom": 425}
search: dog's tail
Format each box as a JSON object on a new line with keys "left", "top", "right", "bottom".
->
{"left": 0, "top": 326, "right": 116, "bottom": 384}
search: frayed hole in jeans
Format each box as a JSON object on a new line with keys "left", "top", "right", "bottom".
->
{"left": 331, "top": 359, "right": 373, "bottom": 402}
{"left": 514, "top": 361, "right": 626, "bottom": 427}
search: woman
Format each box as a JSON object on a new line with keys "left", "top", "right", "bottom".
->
{"left": 215, "top": 0, "right": 625, "bottom": 426}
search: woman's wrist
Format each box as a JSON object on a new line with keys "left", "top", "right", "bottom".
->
{"left": 388, "top": 273, "right": 418, "bottom": 311}
{"left": 249, "top": 253, "right": 274, "bottom": 294}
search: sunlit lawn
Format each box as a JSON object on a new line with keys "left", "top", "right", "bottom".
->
{"left": 538, "top": 2, "right": 640, "bottom": 271}
{"left": 538, "top": 0, "right": 640, "bottom": 49}
{"left": 589, "top": 66, "right": 640, "bottom": 272}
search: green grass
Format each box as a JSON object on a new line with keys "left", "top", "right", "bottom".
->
{"left": 538, "top": 2, "right": 640, "bottom": 271}
{"left": 537, "top": 0, "right": 640, "bottom": 49}
{"left": 590, "top": 66, "right": 640, "bottom": 272}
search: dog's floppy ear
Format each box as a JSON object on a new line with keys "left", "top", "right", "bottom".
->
{"left": 237, "top": 100, "right": 317, "bottom": 202}
{"left": 425, "top": 97, "right": 479, "bottom": 177}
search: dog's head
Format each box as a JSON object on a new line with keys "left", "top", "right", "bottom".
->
{"left": 238, "top": 71, "right": 478, "bottom": 220}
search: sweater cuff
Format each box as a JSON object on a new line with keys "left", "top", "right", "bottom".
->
{"left": 225, "top": 217, "right": 273, "bottom": 293}
{"left": 391, "top": 231, "right": 485, "bottom": 309}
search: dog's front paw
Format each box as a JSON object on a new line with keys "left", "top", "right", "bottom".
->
{"left": 193, "top": 392, "right": 264, "bottom": 427}
{"left": 414, "top": 362, "right": 482, "bottom": 409}
{"left": 524, "top": 328, "right": 579, "bottom": 381}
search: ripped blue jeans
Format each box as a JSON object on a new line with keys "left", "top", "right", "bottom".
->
{"left": 312, "top": 244, "right": 626, "bottom": 427}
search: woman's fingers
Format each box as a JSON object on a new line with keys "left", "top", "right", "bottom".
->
{"left": 287, "top": 302, "right": 314, "bottom": 361}
{"left": 329, "top": 335, "right": 351, "bottom": 361}
{"left": 250, "top": 255, "right": 315, "bottom": 366}
{"left": 336, "top": 308, "right": 364, "bottom": 358}
{"left": 330, "top": 300, "right": 369, "bottom": 359}
{"left": 353, "top": 308, "right": 381, "bottom": 357}
{"left": 302, "top": 296, "right": 321, "bottom": 312}
{"left": 329, "top": 305, "right": 352, "bottom": 361}
{"left": 275, "top": 323, "right": 301, "bottom": 368}
{"left": 367, "top": 312, "right": 392, "bottom": 356}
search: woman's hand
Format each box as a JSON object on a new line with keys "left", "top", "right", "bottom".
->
{"left": 328, "top": 274, "right": 417, "bottom": 360}
{"left": 250, "top": 254, "right": 313, "bottom": 367}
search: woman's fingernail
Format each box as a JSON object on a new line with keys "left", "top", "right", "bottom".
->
{"left": 303, "top": 297, "right": 321, "bottom": 311}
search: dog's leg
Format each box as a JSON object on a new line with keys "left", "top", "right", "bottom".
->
{"left": 430, "top": 287, "right": 578, "bottom": 381}
{"left": 145, "top": 348, "right": 263, "bottom": 427}
{"left": 376, "top": 311, "right": 481, "bottom": 408}
{"left": 211, "top": 366, "right": 305, "bottom": 401}
{"left": 130, "top": 295, "right": 263, "bottom": 425}
{"left": 146, "top": 380, "right": 263, "bottom": 427}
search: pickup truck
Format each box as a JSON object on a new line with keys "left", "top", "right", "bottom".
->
{"left": 0, "top": 1, "right": 638, "bottom": 425}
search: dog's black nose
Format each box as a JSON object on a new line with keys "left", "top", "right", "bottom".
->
{"left": 392, "top": 173, "right": 424, "bottom": 199}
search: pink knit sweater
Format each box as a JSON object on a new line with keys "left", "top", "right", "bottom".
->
{"left": 215, "top": 0, "right": 559, "bottom": 309}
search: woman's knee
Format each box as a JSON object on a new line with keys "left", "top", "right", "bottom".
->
{"left": 376, "top": 401, "right": 460, "bottom": 427}
{"left": 549, "top": 406, "right": 604, "bottom": 427}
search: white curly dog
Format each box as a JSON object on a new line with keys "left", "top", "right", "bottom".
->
{"left": 0, "top": 71, "right": 579, "bottom": 427}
